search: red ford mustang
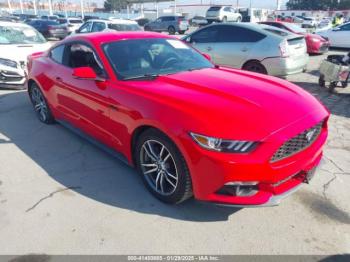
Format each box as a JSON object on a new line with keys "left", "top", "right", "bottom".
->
{"left": 260, "top": 21, "right": 330, "bottom": 54}
{"left": 27, "top": 32, "right": 329, "bottom": 206}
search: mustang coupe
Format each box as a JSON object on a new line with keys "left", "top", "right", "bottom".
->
{"left": 27, "top": 32, "right": 329, "bottom": 206}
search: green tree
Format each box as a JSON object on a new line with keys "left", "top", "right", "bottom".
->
{"left": 104, "top": 0, "right": 128, "bottom": 11}
{"left": 287, "top": 0, "right": 350, "bottom": 10}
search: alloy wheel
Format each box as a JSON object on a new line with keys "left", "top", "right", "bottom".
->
{"left": 140, "top": 140, "right": 178, "bottom": 196}
{"left": 31, "top": 86, "right": 49, "bottom": 122}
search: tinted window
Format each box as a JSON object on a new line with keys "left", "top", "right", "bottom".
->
{"left": 66, "top": 43, "right": 105, "bottom": 76}
{"left": 340, "top": 24, "right": 350, "bottom": 31}
{"left": 162, "top": 17, "right": 175, "bottom": 22}
{"left": 108, "top": 23, "right": 141, "bottom": 31}
{"left": 218, "top": 25, "right": 266, "bottom": 42}
{"left": 224, "top": 7, "right": 230, "bottom": 11}
{"left": 190, "top": 27, "right": 219, "bottom": 43}
{"left": 91, "top": 22, "right": 106, "bottom": 32}
{"left": 50, "top": 45, "right": 65, "bottom": 64}
{"left": 208, "top": 6, "right": 221, "bottom": 11}
{"left": 79, "top": 22, "right": 92, "bottom": 33}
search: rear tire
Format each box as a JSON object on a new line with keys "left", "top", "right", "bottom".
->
{"left": 168, "top": 26, "right": 176, "bottom": 35}
{"left": 319, "top": 75, "right": 326, "bottom": 87}
{"left": 178, "top": 30, "right": 186, "bottom": 35}
{"left": 243, "top": 61, "right": 268, "bottom": 75}
{"left": 341, "top": 81, "right": 348, "bottom": 88}
{"left": 29, "top": 82, "right": 55, "bottom": 124}
{"left": 135, "top": 129, "right": 193, "bottom": 204}
{"left": 236, "top": 16, "right": 242, "bottom": 22}
{"left": 329, "top": 82, "right": 337, "bottom": 93}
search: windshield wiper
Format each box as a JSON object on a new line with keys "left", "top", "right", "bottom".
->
{"left": 122, "top": 74, "right": 159, "bottom": 81}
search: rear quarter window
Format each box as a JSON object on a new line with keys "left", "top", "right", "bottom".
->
{"left": 50, "top": 45, "right": 65, "bottom": 64}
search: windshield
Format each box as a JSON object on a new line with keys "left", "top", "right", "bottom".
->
{"left": 104, "top": 38, "right": 213, "bottom": 80}
{"left": 208, "top": 7, "right": 221, "bottom": 11}
{"left": 285, "top": 23, "right": 306, "bottom": 33}
{"left": 108, "top": 23, "right": 141, "bottom": 31}
{"left": 0, "top": 25, "right": 46, "bottom": 44}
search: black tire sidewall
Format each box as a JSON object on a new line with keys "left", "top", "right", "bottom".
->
{"left": 168, "top": 26, "right": 175, "bottom": 35}
{"left": 244, "top": 62, "right": 267, "bottom": 74}
{"left": 135, "top": 129, "right": 192, "bottom": 204}
{"left": 30, "top": 83, "right": 54, "bottom": 124}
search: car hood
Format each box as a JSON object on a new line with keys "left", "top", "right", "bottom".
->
{"left": 0, "top": 42, "right": 51, "bottom": 63}
{"left": 126, "top": 67, "right": 328, "bottom": 141}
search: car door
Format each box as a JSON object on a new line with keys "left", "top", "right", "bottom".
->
{"left": 214, "top": 25, "right": 265, "bottom": 68}
{"left": 152, "top": 17, "right": 162, "bottom": 31}
{"left": 331, "top": 23, "right": 350, "bottom": 48}
{"left": 51, "top": 42, "right": 113, "bottom": 146}
{"left": 185, "top": 26, "right": 219, "bottom": 59}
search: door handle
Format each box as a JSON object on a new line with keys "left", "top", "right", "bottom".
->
{"left": 55, "top": 76, "right": 62, "bottom": 82}
{"left": 206, "top": 46, "right": 212, "bottom": 51}
{"left": 241, "top": 47, "right": 248, "bottom": 52}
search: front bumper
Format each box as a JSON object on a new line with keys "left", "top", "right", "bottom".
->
{"left": 180, "top": 112, "right": 328, "bottom": 207}
{"left": 0, "top": 66, "right": 27, "bottom": 88}
{"left": 262, "top": 55, "right": 309, "bottom": 77}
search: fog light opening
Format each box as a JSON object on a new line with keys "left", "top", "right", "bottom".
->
{"left": 217, "top": 182, "right": 259, "bottom": 197}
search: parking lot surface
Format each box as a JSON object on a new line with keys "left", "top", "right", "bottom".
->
{"left": 0, "top": 50, "right": 349, "bottom": 255}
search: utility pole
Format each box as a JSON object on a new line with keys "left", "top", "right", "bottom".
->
{"left": 7, "top": 0, "right": 12, "bottom": 13}
{"left": 19, "top": 0, "right": 24, "bottom": 13}
{"left": 174, "top": 0, "right": 176, "bottom": 15}
{"left": 33, "top": 0, "right": 37, "bottom": 15}
{"left": 80, "top": 0, "right": 84, "bottom": 19}
{"left": 48, "top": 0, "right": 53, "bottom": 15}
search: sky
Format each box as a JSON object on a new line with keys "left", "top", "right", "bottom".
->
{"left": 0, "top": 0, "right": 287, "bottom": 10}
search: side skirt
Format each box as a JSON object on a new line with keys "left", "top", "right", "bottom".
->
{"left": 57, "top": 119, "right": 130, "bottom": 166}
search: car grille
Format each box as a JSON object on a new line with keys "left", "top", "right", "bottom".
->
{"left": 271, "top": 121, "right": 323, "bottom": 163}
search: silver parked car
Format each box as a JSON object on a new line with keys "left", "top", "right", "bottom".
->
{"left": 183, "top": 23, "right": 309, "bottom": 77}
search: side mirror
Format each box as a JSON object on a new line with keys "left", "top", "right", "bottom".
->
{"left": 73, "top": 67, "right": 103, "bottom": 81}
{"left": 202, "top": 53, "right": 211, "bottom": 61}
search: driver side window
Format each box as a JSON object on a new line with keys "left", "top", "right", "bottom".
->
{"left": 65, "top": 43, "right": 106, "bottom": 77}
{"left": 78, "top": 22, "right": 92, "bottom": 33}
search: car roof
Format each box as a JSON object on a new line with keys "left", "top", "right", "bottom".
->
{"left": 64, "top": 31, "right": 174, "bottom": 45}
{"left": 0, "top": 21, "right": 32, "bottom": 28}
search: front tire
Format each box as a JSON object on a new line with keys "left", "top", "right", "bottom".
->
{"left": 29, "top": 82, "right": 55, "bottom": 124}
{"left": 135, "top": 129, "right": 193, "bottom": 204}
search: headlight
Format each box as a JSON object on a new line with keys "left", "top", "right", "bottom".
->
{"left": 190, "top": 133, "right": 258, "bottom": 153}
{"left": 0, "top": 58, "right": 17, "bottom": 68}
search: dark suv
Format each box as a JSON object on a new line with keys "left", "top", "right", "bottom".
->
{"left": 144, "top": 16, "right": 189, "bottom": 35}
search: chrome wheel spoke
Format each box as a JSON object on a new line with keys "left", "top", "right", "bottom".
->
{"left": 144, "top": 167, "right": 158, "bottom": 175}
{"left": 140, "top": 139, "right": 179, "bottom": 196}
{"left": 165, "top": 170, "right": 177, "bottom": 181}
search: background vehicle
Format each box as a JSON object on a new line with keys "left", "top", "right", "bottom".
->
{"left": 41, "top": 15, "right": 59, "bottom": 21}
{"left": 189, "top": 16, "right": 208, "bottom": 27}
{"left": 58, "top": 17, "right": 83, "bottom": 33}
{"left": 206, "top": 6, "right": 242, "bottom": 23}
{"left": 27, "top": 32, "right": 329, "bottom": 206}
{"left": 83, "top": 15, "right": 99, "bottom": 22}
{"left": 135, "top": 18, "right": 150, "bottom": 26}
{"left": 73, "top": 19, "right": 142, "bottom": 35}
{"left": 317, "top": 22, "right": 350, "bottom": 48}
{"left": 183, "top": 23, "right": 308, "bottom": 77}
{"left": 260, "top": 21, "right": 330, "bottom": 54}
{"left": 302, "top": 17, "right": 318, "bottom": 28}
{"left": 28, "top": 19, "right": 68, "bottom": 39}
{"left": 144, "top": 16, "right": 189, "bottom": 35}
{"left": 0, "top": 21, "right": 50, "bottom": 88}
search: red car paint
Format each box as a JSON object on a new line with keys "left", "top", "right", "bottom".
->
{"left": 27, "top": 32, "right": 329, "bottom": 206}
{"left": 260, "top": 21, "right": 330, "bottom": 54}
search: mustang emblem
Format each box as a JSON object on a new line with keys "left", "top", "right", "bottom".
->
{"left": 306, "top": 129, "right": 316, "bottom": 142}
